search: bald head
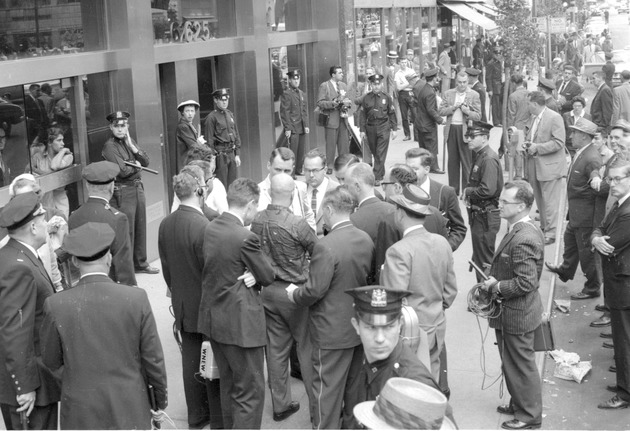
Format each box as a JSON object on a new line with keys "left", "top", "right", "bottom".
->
{"left": 270, "top": 173, "right": 295, "bottom": 206}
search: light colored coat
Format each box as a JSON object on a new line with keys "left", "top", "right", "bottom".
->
{"left": 525, "top": 107, "right": 567, "bottom": 181}
{"left": 612, "top": 81, "right": 630, "bottom": 124}
{"left": 438, "top": 88, "right": 481, "bottom": 141}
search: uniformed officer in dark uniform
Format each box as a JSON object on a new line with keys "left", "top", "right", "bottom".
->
{"left": 463, "top": 121, "right": 503, "bottom": 281}
{"left": 101, "top": 111, "right": 159, "bottom": 275}
{"left": 68, "top": 161, "right": 137, "bottom": 286}
{"left": 279, "top": 69, "right": 309, "bottom": 174}
{"left": 342, "top": 286, "right": 456, "bottom": 429}
{"left": 359, "top": 74, "right": 398, "bottom": 185}
{"left": 204, "top": 88, "right": 241, "bottom": 188}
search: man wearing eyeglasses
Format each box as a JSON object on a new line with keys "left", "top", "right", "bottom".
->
{"left": 302, "top": 148, "right": 339, "bottom": 237}
{"left": 545, "top": 118, "right": 603, "bottom": 301}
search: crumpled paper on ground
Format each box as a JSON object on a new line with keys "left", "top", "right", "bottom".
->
{"left": 554, "top": 299, "right": 571, "bottom": 313}
{"left": 549, "top": 349, "right": 592, "bottom": 383}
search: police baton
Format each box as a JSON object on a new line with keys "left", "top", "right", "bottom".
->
{"left": 20, "top": 411, "right": 28, "bottom": 430}
{"left": 123, "top": 161, "right": 159, "bottom": 175}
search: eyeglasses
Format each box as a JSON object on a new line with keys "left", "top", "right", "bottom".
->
{"left": 499, "top": 199, "right": 522, "bottom": 206}
{"left": 380, "top": 181, "right": 396, "bottom": 186}
{"left": 304, "top": 166, "right": 326, "bottom": 175}
{"left": 605, "top": 175, "right": 630, "bottom": 184}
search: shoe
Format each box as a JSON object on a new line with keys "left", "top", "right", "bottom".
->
{"left": 403, "top": 136, "right": 411, "bottom": 141}
{"left": 603, "top": 341, "right": 614, "bottom": 349}
{"left": 601, "top": 331, "right": 613, "bottom": 339}
{"left": 135, "top": 265, "right": 159, "bottom": 275}
{"left": 544, "top": 237, "right": 555, "bottom": 245}
{"left": 501, "top": 419, "right": 541, "bottom": 430}
{"left": 571, "top": 292, "right": 599, "bottom": 300}
{"left": 610, "top": 365, "right": 617, "bottom": 373}
{"left": 607, "top": 385, "right": 619, "bottom": 393}
{"left": 597, "top": 395, "right": 629, "bottom": 409}
{"left": 595, "top": 304, "right": 609, "bottom": 312}
{"left": 273, "top": 401, "right": 300, "bottom": 422}
{"left": 545, "top": 262, "right": 568, "bottom": 282}
{"left": 497, "top": 404, "right": 515, "bottom": 415}
{"left": 591, "top": 315, "right": 612, "bottom": 327}
{"left": 430, "top": 169, "right": 445, "bottom": 174}
{"left": 189, "top": 419, "right": 210, "bottom": 429}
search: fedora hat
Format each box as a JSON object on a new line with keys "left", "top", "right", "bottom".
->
{"left": 569, "top": 117, "right": 598, "bottom": 136}
{"left": 389, "top": 184, "right": 431, "bottom": 217}
{"left": 353, "top": 378, "right": 455, "bottom": 429}
{"left": 387, "top": 50, "right": 399, "bottom": 59}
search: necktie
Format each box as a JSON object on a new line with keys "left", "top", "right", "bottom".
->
{"left": 530, "top": 115, "right": 541, "bottom": 140}
{"left": 311, "top": 188, "right": 318, "bottom": 213}
{"left": 559, "top": 81, "right": 567, "bottom": 94}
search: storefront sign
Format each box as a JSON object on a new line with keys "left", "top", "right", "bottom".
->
{"left": 535, "top": 16, "right": 566, "bottom": 34}
{"left": 170, "top": 19, "right": 215, "bottom": 43}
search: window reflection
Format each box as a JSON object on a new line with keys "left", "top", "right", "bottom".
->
{"left": 266, "top": 0, "right": 310, "bottom": 32}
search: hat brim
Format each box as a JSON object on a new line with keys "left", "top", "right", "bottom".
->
{"left": 177, "top": 101, "right": 200, "bottom": 111}
{"left": 390, "top": 196, "right": 431, "bottom": 216}
{"left": 353, "top": 401, "right": 456, "bottom": 430}
{"left": 568, "top": 125, "right": 596, "bottom": 136}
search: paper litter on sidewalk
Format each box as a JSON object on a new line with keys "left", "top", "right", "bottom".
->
{"left": 549, "top": 349, "right": 592, "bottom": 383}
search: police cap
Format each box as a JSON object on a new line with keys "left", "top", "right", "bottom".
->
{"left": 537, "top": 77, "right": 555, "bottom": 91}
{"left": 424, "top": 68, "right": 439, "bottom": 79}
{"left": 212, "top": 88, "right": 230, "bottom": 100}
{"left": 0, "top": 192, "right": 46, "bottom": 230}
{"left": 82, "top": 161, "right": 120, "bottom": 184}
{"left": 467, "top": 121, "right": 494, "bottom": 137}
{"left": 346, "top": 286, "right": 411, "bottom": 325}
{"left": 368, "top": 74, "right": 384, "bottom": 84}
{"left": 106, "top": 111, "right": 131, "bottom": 125}
{"left": 286, "top": 69, "right": 301, "bottom": 79}
{"left": 465, "top": 68, "right": 481, "bottom": 77}
{"left": 63, "top": 222, "right": 115, "bottom": 261}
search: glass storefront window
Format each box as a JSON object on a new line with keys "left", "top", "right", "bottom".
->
{"left": 0, "top": 0, "right": 104, "bottom": 61}
{"left": 355, "top": 8, "right": 383, "bottom": 80}
{"left": 151, "top": 0, "right": 236, "bottom": 44}
{"left": 266, "top": 0, "right": 312, "bottom": 32}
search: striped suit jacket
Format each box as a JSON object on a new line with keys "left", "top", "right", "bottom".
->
{"left": 489, "top": 220, "right": 544, "bottom": 334}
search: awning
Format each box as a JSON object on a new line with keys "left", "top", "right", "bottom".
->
{"left": 469, "top": 3, "right": 499, "bottom": 16}
{"left": 440, "top": 2, "right": 498, "bottom": 31}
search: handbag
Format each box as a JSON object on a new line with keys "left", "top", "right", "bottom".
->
{"left": 317, "top": 112, "right": 330, "bottom": 127}
{"left": 533, "top": 312, "right": 555, "bottom": 351}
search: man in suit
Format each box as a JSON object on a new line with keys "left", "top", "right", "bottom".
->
{"left": 413, "top": 69, "right": 445, "bottom": 173}
{"left": 612, "top": 70, "right": 630, "bottom": 124}
{"left": 280, "top": 69, "right": 310, "bottom": 174}
{"left": 555, "top": 66, "right": 583, "bottom": 115}
{"left": 302, "top": 148, "right": 340, "bottom": 237}
{"left": 524, "top": 91, "right": 567, "bottom": 245}
{"left": 481, "top": 180, "right": 544, "bottom": 430}
{"left": 591, "top": 71, "right": 614, "bottom": 133}
{"left": 198, "top": 178, "right": 275, "bottom": 429}
{"left": 592, "top": 159, "right": 630, "bottom": 410}
{"left": 287, "top": 187, "right": 374, "bottom": 429}
{"left": 24, "top": 84, "right": 48, "bottom": 144}
{"left": 176, "top": 100, "right": 206, "bottom": 172}
{"left": 68, "top": 161, "right": 136, "bottom": 286}
{"left": 439, "top": 71, "right": 482, "bottom": 195}
{"left": 467, "top": 67, "right": 487, "bottom": 123}
{"left": 438, "top": 43, "right": 453, "bottom": 96}
{"left": 381, "top": 183, "right": 457, "bottom": 382}
{"left": 486, "top": 48, "right": 504, "bottom": 126}
{"left": 158, "top": 168, "right": 222, "bottom": 429}
{"left": 545, "top": 119, "right": 603, "bottom": 300}
{"left": 405, "top": 148, "right": 466, "bottom": 251}
{"left": 40, "top": 223, "right": 167, "bottom": 429}
{"left": 507, "top": 73, "right": 531, "bottom": 179}
{"left": 317, "top": 66, "right": 352, "bottom": 169}
{"left": 0, "top": 192, "right": 60, "bottom": 430}
{"left": 562, "top": 96, "right": 591, "bottom": 157}
{"left": 603, "top": 52, "right": 616, "bottom": 89}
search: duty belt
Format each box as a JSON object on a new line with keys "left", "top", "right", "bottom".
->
{"left": 116, "top": 178, "right": 142, "bottom": 187}
{"left": 215, "top": 145, "right": 236, "bottom": 154}
{"left": 366, "top": 118, "right": 388, "bottom": 127}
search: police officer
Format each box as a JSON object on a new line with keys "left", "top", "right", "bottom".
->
{"left": 68, "top": 161, "right": 137, "bottom": 286}
{"left": 359, "top": 74, "right": 398, "bottom": 185}
{"left": 101, "top": 111, "right": 159, "bottom": 275}
{"left": 463, "top": 121, "right": 503, "bottom": 281}
{"left": 280, "top": 69, "right": 309, "bottom": 174}
{"left": 204, "top": 88, "right": 241, "bottom": 188}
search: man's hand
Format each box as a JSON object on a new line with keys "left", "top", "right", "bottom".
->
{"left": 305, "top": 127, "right": 310, "bottom": 134}
{"left": 525, "top": 143, "right": 538, "bottom": 155}
{"left": 238, "top": 270, "right": 256, "bottom": 288}
{"left": 235, "top": 155, "right": 241, "bottom": 167}
{"left": 481, "top": 276, "right": 498, "bottom": 293}
{"left": 16, "top": 392, "right": 36, "bottom": 416}
{"left": 590, "top": 176, "right": 602, "bottom": 191}
{"left": 197, "top": 135, "right": 207, "bottom": 145}
{"left": 487, "top": 91, "right": 493, "bottom": 97}
{"left": 461, "top": 104, "right": 470, "bottom": 116}
{"left": 285, "top": 130, "right": 291, "bottom": 139}
{"left": 593, "top": 235, "right": 615, "bottom": 256}
{"left": 391, "top": 130, "right": 397, "bottom": 140}
{"left": 285, "top": 283, "right": 299, "bottom": 304}
{"left": 126, "top": 134, "right": 139, "bottom": 153}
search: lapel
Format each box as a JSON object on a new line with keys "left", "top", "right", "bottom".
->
{"left": 605, "top": 196, "right": 630, "bottom": 229}
{"left": 567, "top": 144, "right": 589, "bottom": 184}
{"left": 8, "top": 238, "right": 55, "bottom": 292}
{"left": 493, "top": 223, "right": 520, "bottom": 260}
{"left": 187, "top": 121, "right": 198, "bottom": 139}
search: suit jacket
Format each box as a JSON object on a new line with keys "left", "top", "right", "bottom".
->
{"left": 40, "top": 274, "right": 167, "bottom": 429}
{"left": 158, "top": 205, "right": 208, "bottom": 332}
{"left": 350, "top": 196, "right": 396, "bottom": 243}
{"left": 591, "top": 83, "right": 614, "bottom": 129}
{"left": 592, "top": 197, "right": 630, "bottom": 309}
{"left": 280, "top": 86, "right": 309, "bottom": 135}
{"left": 566, "top": 143, "right": 601, "bottom": 227}
{"left": 507, "top": 87, "right": 530, "bottom": 130}
{"left": 198, "top": 212, "right": 275, "bottom": 347}
{"left": 0, "top": 239, "right": 60, "bottom": 406}
{"left": 381, "top": 227, "right": 457, "bottom": 331}
{"left": 176, "top": 117, "right": 201, "bottom": 171}
{"left": 556, "top": 79, "right": 583, "bottom": 113}
{"left": 612, "top": 82, "right": 630, "bottom": 124}
{"left": 485, "top": 58, "right": 503, "bottom": 93}
{"left": 308, "top": 177, "right": 340, "bottom": 237}
{"left": 68, "top": 197, "right": 137, "bottom": 286}
{"left": 471, "top": 80, "right": 487, "bottom": 123}
{"left": 428, "top": 179, "right": 467, "bottom": 251}
{"left": 414, "top": 81, "right": 443, "bottom": 132}
{"left": 293, "top": 221, "right": 374, "bottom": 349}
{"left": 488, "top": 220, "right": 545, "bottom": 334}
{"left": 317, "top": 80, "right": 348, "bottom": 130}
{"left": 525, "top": 108, "right": 567, "bottom": 181}
{"left": 439, "top": 88, "right": 481, "bottom": 142}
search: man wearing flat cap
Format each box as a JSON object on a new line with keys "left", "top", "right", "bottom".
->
{"left": 68, "top": 161, "right": 136, "bottom": 286}
{"left": 381, "top": 184, "right": 457, "bottom": 384}
{"left": 204, "top": 88, "right": 242, "bottom": 188}
{"left": 0, "top": 192, "right": 60, "bottom": 430}
{"left": 102, "top": 110, "right": 159, "bottom": 275}
{"left": 359, "top": 73, "right": 398, "bottom": 185}
{"left": 176, "top": 100, "right": 206, "bottom": 171}
{"left": 280, "top": 69, "right": 309, "bottom": 174}
{"left": 342, "top": 286, "right": 456, "bottom": 429}
{"left": 464, "top": 121, "right": 503, "bottom": 280}
{"left": 537, "top": 78, "right": 560, "bottom": 112}
{"left": 414, "top": 68, "right": 445, "bottom": 173}
{"left": 40, "top": 223, "right": 168, "bottom": 429}
{"left": 546, "top": 118, "right": 603, "bottom": 301}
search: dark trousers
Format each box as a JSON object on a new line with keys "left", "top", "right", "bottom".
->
{"left": 215, "top": 151, "right": 238, "bottom": 190}
{"left": 111, "top": 181, "right": 147, "bottom": 269}
{"left": 470, "top": 209, "right": 501, "bottom": 282}
{"left": 496, "top": 329, "right": 543, "bottom": 424}
{"left": 324, "top": 124, "right": 349, "bottom": 166}
{"left": 181, "top": 331, "right": 223, "bottom": 429}
{"left": 398, "top": 91, "right": 416, "bottom": 138}
{"left": 439, "top": 344, "right": 450, "bottom": 396}
{"left": 210, "top": 340, "right": 265, "bottom": 429}
{"left": 262, "top": 282, "right": 314, "bottom": 414}
{"left": 276, "top": 133, "right": 306, "bottom": 174}
{"left": 491, "top": 91, "right": 503, "bottom": 126}
{"left": 610, "top": 308, "right": 630, "bottom": 401}
{"left": 416, "top": 126, "right": 440, "bottom": 171}
{"left": 1, "top": 403, "right": 57, "bottom": 430}
{"left": 447, "top": 125, "right": 472, "bottom": 195}
{"left": 365, "top": 124, "right": 390, "bottom": 181}
{"left": 311, "top": 345, "right": 363, "bottom": 429}
{"left": 557, "top": 222, "right": 601, "bottom": 296}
